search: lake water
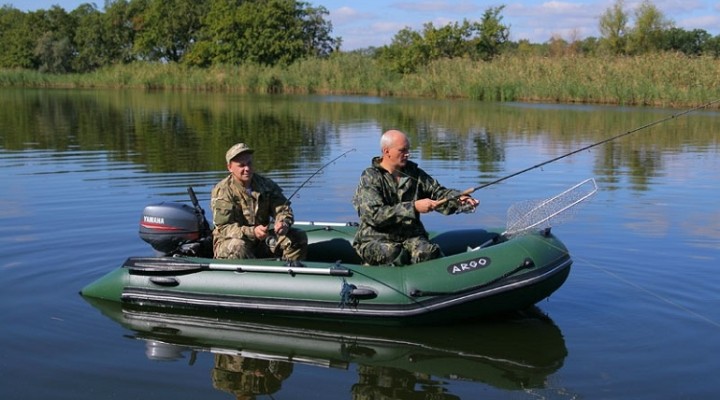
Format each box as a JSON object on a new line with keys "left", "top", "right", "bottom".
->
{"left": 1, "top": 88, "right": 719, "bottom": 399}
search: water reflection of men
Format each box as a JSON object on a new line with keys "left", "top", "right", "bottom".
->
{"left": 352, "top": 365, "right": 460, "bottom": 400}
{"left": 212, "top": 354, "right": 293, "bottom": 400}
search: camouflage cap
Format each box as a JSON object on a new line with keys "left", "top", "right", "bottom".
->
{"left": 225, "top": 143, "right": 254, "bottom": 163}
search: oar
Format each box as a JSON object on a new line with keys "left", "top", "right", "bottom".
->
{"left": 124, "top": 257, "right": 352, "bottom": 276}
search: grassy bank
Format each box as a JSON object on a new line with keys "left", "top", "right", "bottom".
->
{"left": 1, "top": 53, "right": 718, "bottom": 108}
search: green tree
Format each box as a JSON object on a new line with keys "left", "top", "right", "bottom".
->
{"left": 237, "top": 0, "right": 307, "bottom": 65}
{"left": 627, "top": 0, "right": 672, "bottom": 54}
{"left": 473, "top": 5, "right": 509, "bottom": 61}
{"left": 35, "top": 32, "right": 74, "bottom": 73}
{"left": 376, "top": 26, "right": 426, "bottom": 73}
{"left": 576, "top": 36, "right": 600, "bottom": 56}
{"left": 194, "top": 0, "right": 337, "bottom": 66}
{"left": 134, "top": 0, "right": 208, "bottom": 62}
{"left": 660, "top": 28, "right": 710, "bottom": 56}
{"left": 298, "top": 4, "right": 339, "bottom": 57}
{"left": 103, "top": 0, "right": 148, "bottom": 64}
{"left": 704, "top": 35, "right": 720, "bottom": 58}
{"left": 187, "top": 0, "right": 237, "bottom": 66}
{"left": 0, "top": 6, "right": 35, "bottom": 68}
{"left": 72, "top": 3, "right": 109, "bottom": 71}
{"left": 511, "top": 38, "right": 543, "bottom": 57}
{"left": 422, "top": 21, "right": 474, "bottom": 60}
{"left": 33, "top": 6, "right": 77, "bottom": 73}
{"left": 378, "top": 6, "right": 510, "bottom": 73}
{"left": 598, "top": 0, "right": 629, "bottom": 55}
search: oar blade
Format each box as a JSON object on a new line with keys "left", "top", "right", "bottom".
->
{"left": 124, "top": 257, "right": 206, "bottom": 274}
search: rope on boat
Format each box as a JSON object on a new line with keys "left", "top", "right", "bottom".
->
{"left": 339, "top": 278, "right": 359, "bottom": 309}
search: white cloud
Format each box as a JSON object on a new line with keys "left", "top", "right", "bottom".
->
{"left": 372, "top": 21, "right": 410, "bottom": 34}
{"left": 505, "top": 1, "right": 605, "bottom": 42}
{"left": 678, "top": 15, "right": 720, "bottom": 32}
{"left": 431, "top": 17, "right": 456, "bottom": 26}
{"left": 331, "top": 6, "right": 373, "bottom": 23}
{"left": 394, "top": 1, "right": 480, "bottom": 14}
{"left": 541, "top": 1, "right": 587, "bottom": 14}
{"left": 652, "top": 0, "right": 704, "bottom": 13}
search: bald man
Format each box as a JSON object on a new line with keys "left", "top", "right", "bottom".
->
{"left": 352, "top": 130, "right": 478, "bottom": 266}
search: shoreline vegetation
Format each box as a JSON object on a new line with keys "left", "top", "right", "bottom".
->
{"left": 2, "top": 1, "right": 719, "bottom": 109}
{"left": 2, "top": 53, "right": 719, "bottom": 109}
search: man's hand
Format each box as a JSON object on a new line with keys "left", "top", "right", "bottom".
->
{"left": 254, "top": 224, "right": 269, "bottom": 240}
{"left": 459, "top": 195, "right": 479, "bottom": 207}
{"left": 274, "top": 220, "right": 289, "bottom": 236}
{"left": 414, "top": 198, "right": 439, "bottom": 213}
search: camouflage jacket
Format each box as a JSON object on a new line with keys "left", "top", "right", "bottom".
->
{"left": 211, "top": 174, "right": 294, "bottom": 242}
{"left": 352, "top": 157, "right": 462, "bottom": 247}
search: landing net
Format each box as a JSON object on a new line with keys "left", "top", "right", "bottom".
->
{"left": 504, "top": 178, "right": 598, "bottom": 236}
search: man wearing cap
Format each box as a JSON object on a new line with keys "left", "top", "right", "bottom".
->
{"left": 210, "top": 143, "right": 307, "bottom": 261}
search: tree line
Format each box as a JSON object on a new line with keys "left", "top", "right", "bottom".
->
{"left": 0, "top": 0, "right": 338, "bottom": 73}
{"left": 377, "top": 0, "right": 720, "bottom": 72}
{"left": 1, "top": 0, "right": 718, "bottom": 75}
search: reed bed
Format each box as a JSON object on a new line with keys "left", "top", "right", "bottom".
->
{"left": 1, "top": 53, "right": 718, "bottom": 108}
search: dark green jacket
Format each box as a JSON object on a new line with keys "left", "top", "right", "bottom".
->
{"left": 352, "top": 157, "right": 462, "bottom": 247}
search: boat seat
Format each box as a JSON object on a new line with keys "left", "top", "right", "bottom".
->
{"left": 306, "top": 229, "right": 498, "bottom": 264}
{"left": 307, "top": 238, "right": 363, "bottom": 264}
{"left": 431, "top": 229, "right": 498, "bottom": 256}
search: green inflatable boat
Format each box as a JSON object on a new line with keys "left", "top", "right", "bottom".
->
{"left": 80, "top": 189, "right": 573, "bottom": 325}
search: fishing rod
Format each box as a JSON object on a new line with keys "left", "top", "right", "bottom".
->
{"left": 284, "top": 148, "right": 356, "bottom": 204}
{"left": 268, "top": 148, "right": 357, "bottom": 241}
{"left": 440, "top": 99, "right": 720, "bottom": 203}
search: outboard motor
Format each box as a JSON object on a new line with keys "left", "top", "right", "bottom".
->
{"left": 139, "top": 187, "right": 213, "bottom": 257}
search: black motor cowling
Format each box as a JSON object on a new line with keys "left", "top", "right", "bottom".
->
{"left": 139, "top": 198, "right": 212, "bottom": 257}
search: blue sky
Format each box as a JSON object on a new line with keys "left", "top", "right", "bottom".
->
{"left": 6, "top": 1, "right": 720, "bottom": 50}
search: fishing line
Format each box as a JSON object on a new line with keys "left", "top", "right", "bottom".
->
{"left": 572, "top": 251, "right": 720, "bottom": 330}
{"left": 525, "top": 234, "right": 720, "bottom": 330}
{"left": 268, "top": 148, "right": 355, "bottom": 241}
{"left": 443, "top": 98, "right": 720, "bottom": 201}
{"left": 378, "top": 103, "right": 720, "bottom": 326}
{"left": 185, "top": 149, "right": 356, "bottom": 213}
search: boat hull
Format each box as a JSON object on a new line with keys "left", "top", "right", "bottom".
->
{"left": 81, "top": 224, "right": 572, "bottom": 325}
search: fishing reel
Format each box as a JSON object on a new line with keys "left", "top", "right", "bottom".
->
{"left": 264, "top": 220, "right": 290, "bottom": 248}
{"left": 457, "top": 202, "right": 477, "bottom": 214}
{"left": 265, "top": 234, "right": 279, "bottom": 249}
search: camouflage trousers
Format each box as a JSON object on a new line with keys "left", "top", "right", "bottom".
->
{"left": 355, "top": 236, "right": 441, "bottom": 266}
{"left": 214, "top": 227, "right": 308, "bottom": 261}
{"left": 212, "top": 354, "right": 293, "bottom": 396}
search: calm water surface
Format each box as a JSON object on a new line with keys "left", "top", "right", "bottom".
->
{"left": 1, "top": 89, "right": 719, "bottom": 399}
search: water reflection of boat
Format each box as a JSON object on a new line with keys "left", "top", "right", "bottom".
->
{"left": 85, "top": 298, "right": 567, "bottom": 392}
